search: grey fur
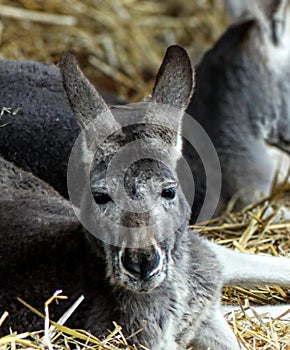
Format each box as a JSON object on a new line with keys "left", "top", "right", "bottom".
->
{"left": 223, "top": 0, "right": 250, "bottom": 19}
{"left": 0, "top": 60, "right": 79, "bottom": 197}
{"left": 0, "top": 156, "right": 88, "bottom": 333}
{"left": 186, "top": 0, "right": 290, "bottom": 220}
{"left": 0, "top": 59, "right": 123, "bottom": 198}
{"left": 0, "top": 46, "right": 241, "bottom": 349}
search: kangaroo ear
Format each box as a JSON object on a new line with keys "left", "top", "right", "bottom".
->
{"left": 149, "top": 45, "right": 194, "bottom": 110}
{"left": 257, "top": 0, "right": 289, "bottom": 45}
{"left": 145, "top": 46, "right": 194, "bottom": 154}
{"left": 59, "top": 51, "right": 119, "bottom": 131}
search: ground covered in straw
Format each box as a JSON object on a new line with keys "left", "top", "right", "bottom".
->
{"left": 197, "top": 184, "right": 290, "bottom": 349}
{"left": 0, "top": 1, "right": 289, "bottom": 349}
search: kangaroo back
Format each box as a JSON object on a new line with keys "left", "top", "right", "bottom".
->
{"left": 0, "top": 156, "right": 93, "bottom": 334}
{"left": 0, "top": 60, "right": 124, "bottom": 198}
{"left": 0, "top": 60, "right": 79, "bottom": 197}
{"left": 186, "top": 0, "right": 290, "bottom": 218}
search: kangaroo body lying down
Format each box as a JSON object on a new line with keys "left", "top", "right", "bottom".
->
{"left": 0, "top": 63, "right": 123, "bottom": 198}
{"left": 1, "top": 1, "right": 290, "bottom": 222}
{"left": 186, "top": 0, "right": 290, "bottom": 218}
{"left": 1, "top": 47, "right": 290, "bottom": 350}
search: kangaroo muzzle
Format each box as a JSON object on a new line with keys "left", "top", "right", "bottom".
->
{"left": 120, "top": 246, "right": 163, "bottom": 280}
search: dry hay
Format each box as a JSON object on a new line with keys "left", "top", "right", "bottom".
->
{"left": 0, "top": 0, "right": 227, "bottom": 101}
{"left": 0, "top": 293, "right": 141, "bottom": 350}
{"left": 197, "top": 183, "right": 290, "bottom": 308}
{"left": 0, "top": 0, "right": 289, "bottom": 349}
{"left": 194, "top": 181, "right": 290, "bottom": 349}
{"left": 225, "top": 302, "right": 290, "bottom": 350}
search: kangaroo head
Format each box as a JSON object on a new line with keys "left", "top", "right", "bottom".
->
{"left": 192, "top": 0, "right": 290, "bottom": 148}
{"left": 60, "top": 46, "right": 194, "bottom": 292}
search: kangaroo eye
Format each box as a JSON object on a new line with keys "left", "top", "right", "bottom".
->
{"left": 161, "top": 187, "right": 176, "bottom": 200}
{"left": 93, "top": 192, "right": 112, "bottom": 205}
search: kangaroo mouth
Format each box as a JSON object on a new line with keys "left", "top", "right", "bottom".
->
{"left": 119, "top": 271, "right": 167, "bottom": 293}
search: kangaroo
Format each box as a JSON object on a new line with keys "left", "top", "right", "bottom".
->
{"left": 0, "top": 48, "right": 231, "bottom": 348}
{"left": 0, "top": 63, "right": 123, "bottom": 198}
{"left": 186, "top": 0, "right": 290, "bottom": 220}
{"left": 0, "top": 155, "right": 87, "bottom": 332}
{"left": 2, "top": 46, "right": 290, "bottom": 350}
{"left": 0, "top": 60, "right": 79, "bottom": 198}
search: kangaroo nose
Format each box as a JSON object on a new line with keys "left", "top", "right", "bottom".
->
{"left": 121, "top": 248, "right": 161, "bottom": 280}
